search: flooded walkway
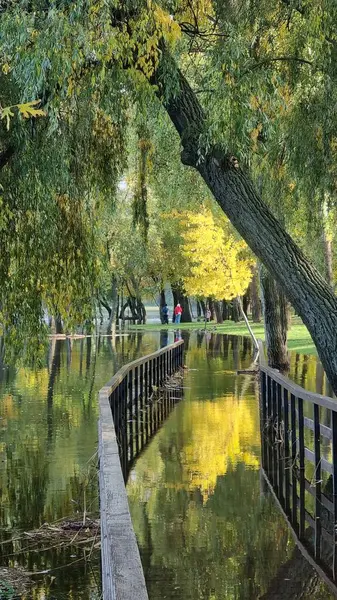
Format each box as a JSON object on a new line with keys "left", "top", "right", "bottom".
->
{"left": 127, "top": 333, "right": 334, "bottom": 600}
{"left": 0, "top": 330, "right": 334, "bottom": 598}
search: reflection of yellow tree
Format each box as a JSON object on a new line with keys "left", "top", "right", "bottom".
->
{"left": 181, "top": 395, "right": 260, "bottom": 502}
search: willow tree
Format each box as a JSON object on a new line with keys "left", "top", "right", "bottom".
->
{"left": 2, "top": 1, "right": 337, "bottom": 390}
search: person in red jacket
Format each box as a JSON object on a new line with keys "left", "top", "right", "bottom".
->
{"left": 174, "top": 303, "right": 183, "bottom": 324}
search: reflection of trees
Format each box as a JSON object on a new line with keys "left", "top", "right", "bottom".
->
{"left": 47, "top": 339, "right": 61, "bottom": 444}
{"left": 127, "top": 335, "right": 334, "bottom": 600}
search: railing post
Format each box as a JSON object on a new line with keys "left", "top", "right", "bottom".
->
{"left": 283, "top": 388, "right": 290, "bottom": 515}
{"left": 267, "top": 375, "right": 273, "bottom": 481}
{"left": 260, "top": 370, "right": 267, "bottom": 470}
{"left": 122, "top": 376, "right": 128, "bottom": 479}
{"left": 313, "top": 402, "right": 321, "bottom": 560}
{"left": 128, "top": 370, "right": 134, "bottom": 464}
{"left": 140, "top": 363, "right": 145, "bottom": 448}
{"left": 290, "top": 393, "right": 298, "bottom": 532}
{"left": 135, "top": 366, "right": 140, "bottom": 455}
{"left": 298, "top": 396, "right": 305, "bottom": 539}
{"left": 272, "top": 379, "right": 278, "bottom": 493}
{"left": 332, "top": 410, "right": 337, "bottom": 580}
{"left": 144, "top": 361, "right": 149, "bottom": 443}
{"left": 277, "top": 383, "right": 284, "bottom": 505}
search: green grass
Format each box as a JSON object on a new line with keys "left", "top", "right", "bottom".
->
{"left": 130, "top": 316, "right": 317, "bottom": 355}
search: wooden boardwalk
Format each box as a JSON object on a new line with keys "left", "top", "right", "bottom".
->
{"left": 98, "top": 341, "right": 184, "bottom": 600}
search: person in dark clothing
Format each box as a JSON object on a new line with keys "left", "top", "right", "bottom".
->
{"left": 162, "top": 303, "right": 169, "bottom": 325}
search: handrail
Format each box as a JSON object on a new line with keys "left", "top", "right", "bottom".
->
{"left": 100, "top": 340, "right": 184, "bottom": 396}
{"left": 258, "top": 337, "right": 337, "bottom": 592}
{"left": 98, "top": 340, "right": 184, "bottom": 600}
{"left": 257, "top": 339, "right": 336, "bottom": 410}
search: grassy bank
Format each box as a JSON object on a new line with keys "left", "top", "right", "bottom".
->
{"left": 130, "top": 317, "right": 316, "bottom": 356}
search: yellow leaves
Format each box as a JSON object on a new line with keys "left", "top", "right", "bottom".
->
{"left": 16, "top": 100, "right": 46, "bottom": 119}
{"left": 172, "top": 208, "right": 253, "bottom": 300}
{"left": 2, "top": 63, "right": 10, "bottom": 75}
{"left": 181, "top": 395, "right": 260, "bottom": 502}
{"left": 0, "top": 100, "right": 45, "bottom": 130}
{"left": 153, "top": 6, "right": 181, "bottom": 45}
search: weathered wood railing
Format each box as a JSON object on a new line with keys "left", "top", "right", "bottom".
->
{"left": 98, "top": 340, "right": 184, "bottom": 600}
{"left": 259, "top": 340, "right": 337, "bottom": 595}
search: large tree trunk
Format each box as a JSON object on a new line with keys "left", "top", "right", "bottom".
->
{"left": 260, "top": 266, "right": 289, "bottom": 370}
{"left": 161, "top": 66, "right": 337, "bottom": 394}
{"left": 231, "top": 297, "right": 241, "bottom": 322}
{"left": 172, "top": 283, "right": 192, "bottom": 322}
{"left": 250, "top": 265, "right": 261, "bottom": 322}
{"left": 222, "top": 300, "right": 230, "bottom": 321}
{"left": 208, "top": 298, "right": 216, "bottom": 321}
{"left": 214, "top": 301, "right": 223, "bottom": 323}
{"left": 107, "top": 275, "right": 118, "bottom": 335}
{"left": 159, "top": 289, "right": 166, "bottom": 323}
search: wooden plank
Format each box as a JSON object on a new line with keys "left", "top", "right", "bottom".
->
{"left": 98, "top": 390, "right": 149, "bottom": 600}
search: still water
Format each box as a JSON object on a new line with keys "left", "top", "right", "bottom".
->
{"left": 0, "top": 330, "right": 333, "bottom": 598}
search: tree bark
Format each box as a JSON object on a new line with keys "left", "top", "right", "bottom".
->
{"left": 260, "top": 266, "right": 289, "bottom": 370}
{"left": 159, "top": 289, "right": 166, "bottom": 323}
{"left": 250, "top": 265, "right": 261, "bottom": 322}
{"left": 214, "top": 301, "right": 223, "bottom": 323}
{"left": 222, "top": 300, "right": 230, "bottom": 321}
{"left": 107, "top": 275, "right": 118, "bottom": 335}
{"left": 208, "top": 298, "right": 216, "bottom": 321}
{"left": 53, "top": 314, "right": 63, "bottom": 334}
{"left": 160, "top": 65, "right": 337, "bottom": 394}
{"left": 200, "top": 300, "right": 206, "bottom": 318}
{"left": 231, "top": 297, "right": 240, "bottom": 322}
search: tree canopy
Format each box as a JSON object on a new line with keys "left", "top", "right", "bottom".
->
{"left": 1, "top": 0, "right": 337, "bottom": 386}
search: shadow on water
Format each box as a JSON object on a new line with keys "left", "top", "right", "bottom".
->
{"left": 0, "top": 328, "right": 333, "bottom": 599}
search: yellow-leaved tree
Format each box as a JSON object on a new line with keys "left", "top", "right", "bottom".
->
{"left": 177, "top": 208, "right": 253, "bottom": 300}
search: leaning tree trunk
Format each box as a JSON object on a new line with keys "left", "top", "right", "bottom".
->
{"left": 260, "top": 266, "right": 289, "bottom": 370}
{"left": 160, "top": 64, "right": 337, "bottom": 394}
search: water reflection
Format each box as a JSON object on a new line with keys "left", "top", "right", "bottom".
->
{"left": 127, "top": 333, "right": 334, "bottom": 600}
{"left": 0, "top": 328, "right": 333, "bottom": 599}
{"left": 289, "top": 351, "right": 334, "bottom": 397}
{"left": 0, "top": 331, "right": 162, "bottom": 599}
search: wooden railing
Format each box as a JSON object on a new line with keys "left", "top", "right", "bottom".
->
{"left": 98, "top": 340, "right": 184, "bottom": 600}
{"left": 258, "top": 340, "right": 337, "bottom": 594}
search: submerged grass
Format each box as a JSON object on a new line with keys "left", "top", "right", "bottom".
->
{"left": 129, "top": 316, "right": 317, "bottom": 355}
